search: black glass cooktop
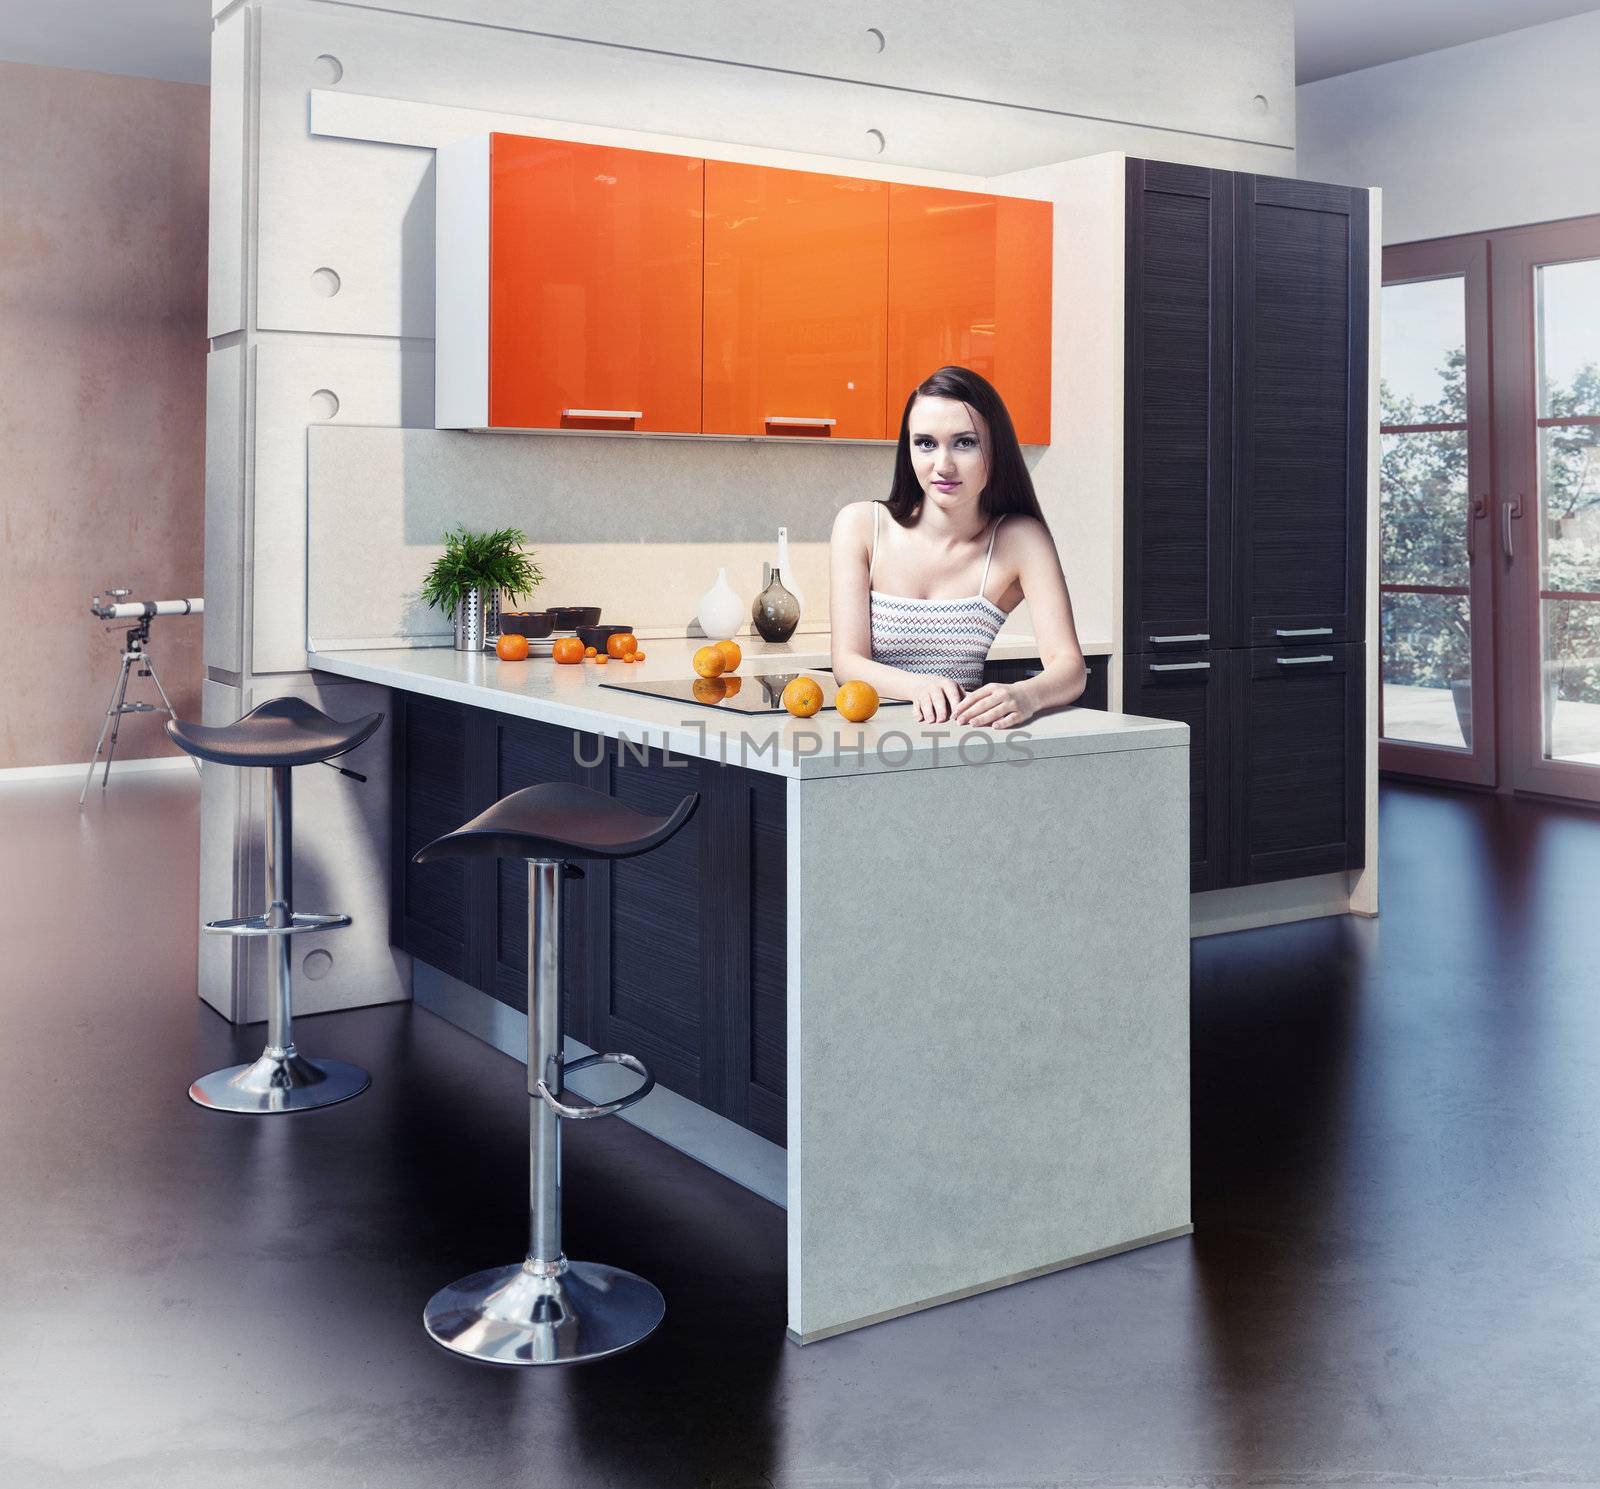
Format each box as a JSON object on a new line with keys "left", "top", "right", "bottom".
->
{"left": 598, "top": 670, "right": 911, "bottom": 715}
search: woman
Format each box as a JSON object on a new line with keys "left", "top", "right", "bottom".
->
{"left": 829, "top": 366, "right": 1087, "bottom": 728}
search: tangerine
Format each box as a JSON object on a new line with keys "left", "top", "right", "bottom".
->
{"left": 834, "top": 679, "right": 879, "bottom": 722}
{"left": 584, "top": 645, "right": 597, "bottom": 657}
{"left": 606, "top": 632, "right": 638, "bottom": 658}
{"left": 713, "top": 639, "right": 742, "bottom": 673}
{"left": 633, "top": 650, "right": 646, "bottom": 662}
{"left": 594, "top": 654, "right": 608, "bottom": 664}
{"left": 782, "top": 675, "right": 823, "bottom": 718}
{"left": 692, "top": 644, "right": 726, "bottom": 679}
{"left": 552, "top": 636, "right": 584, "bottom": 665}
{"left": 495, "top": 633, "right": 530, "bottom": 662}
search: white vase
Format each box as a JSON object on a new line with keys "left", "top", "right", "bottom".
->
{"left": 775, "top": 527, "right": 805, "bottom": 619}
{"left": 697, "top": 566, "right": 745, "bottom": 639}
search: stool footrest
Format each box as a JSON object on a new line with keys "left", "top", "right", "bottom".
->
{"left": 535, "top": 1052, "right": 655, "bottom": 1120}
{"left": 203, "top": 911, "right": 352, "bottom": 938}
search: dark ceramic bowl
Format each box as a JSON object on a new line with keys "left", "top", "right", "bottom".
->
{"left": 500, "top": 610, "right": 554, "bottom": 638}
{"left": 549, "top": 605, "right": 601, "bottom": 630}
{"left": 576, "top": 624, "right": 634, "bottom": 651}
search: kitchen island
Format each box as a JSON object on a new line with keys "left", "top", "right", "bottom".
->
{"left": 312, "top": 636, "right": 1191, "bottom": 1343}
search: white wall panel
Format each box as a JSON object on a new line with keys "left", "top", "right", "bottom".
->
{"left": 207, "top": 4, "right": 248, "bottom": 338}
{"left": 1296, "top": 10, "right": 1600, "bottom": 243}
{"left": 257, "top": 1, "right": 1292, "bottom": 338}
{"left": 250, "top": 335, "right": 435, "bottom": 674}
{"left": 328, "top": 0, "right": 1294, "bottom": 150}
{"left": 203, "top": 343, "right": 246, "bottom": 672}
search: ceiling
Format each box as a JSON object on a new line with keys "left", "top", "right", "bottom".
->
{"left": 1, "top": 1, "right": 1598, "bottom": 90}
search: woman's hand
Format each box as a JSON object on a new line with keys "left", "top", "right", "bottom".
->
{"left": 910, "top": 674, "right": 967, "bottom": 724}
{"left": 952, "top": 681, "right": 1034, "bottom": 731}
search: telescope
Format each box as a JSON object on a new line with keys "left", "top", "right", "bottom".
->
{"left": 81, "top": 588, "right": 204, "bottom": 805}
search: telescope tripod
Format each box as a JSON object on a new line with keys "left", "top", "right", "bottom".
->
{"left": 80, "top": 618, "right": 199, "bottom": 806}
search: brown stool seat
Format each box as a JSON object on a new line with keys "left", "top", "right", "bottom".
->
{"left": 166, "top": 695, "right": 383, "bottom": 769}
{"left": 415, "top": 781, "right": 699, "bottom": 865}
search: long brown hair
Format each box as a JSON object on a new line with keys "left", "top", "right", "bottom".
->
{"left": 883, "top": 366, "right": 1047, "bottom": 527}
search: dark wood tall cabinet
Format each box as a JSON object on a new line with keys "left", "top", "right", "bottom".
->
{"left": 1123, "top": 159, "right": 1368, "bottom": 891}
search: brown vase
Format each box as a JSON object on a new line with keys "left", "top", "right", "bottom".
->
{"left": 752, "top": 570, "right": 800, "bottom": 642}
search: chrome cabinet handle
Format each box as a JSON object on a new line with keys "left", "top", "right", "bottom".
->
{"left": 1502, "top": 495, "right": 1524, "bottom": 559}
{"left": 1149, "top": 661, "right": 1211, "bottom": 671}
{"left": 562, "top": 408, "right": 643, "bottom": 420}
{"left": 1273, "top": 627, "right": 1333, "bottom": 637}
{"left": 1149, "top": 632, "right": 1210, "bottom": 644}
{"left": 764, "top": 415, "right": 837, "bottom": 426}
{"left": 1276, "top": 654, "right": 1335, "bottom": 666}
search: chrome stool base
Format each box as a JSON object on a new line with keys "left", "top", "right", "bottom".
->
{"left": 424, "top": 1258, "right": 666, "bottom": 1366}
{"left": 188, "top": 1051, "right": 371, "bottom": 1114}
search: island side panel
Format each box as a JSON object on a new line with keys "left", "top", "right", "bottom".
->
{"left": 786, "top": 742, "right": 1191, "bottom": 1343}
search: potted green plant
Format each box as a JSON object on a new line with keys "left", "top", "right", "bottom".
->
{"left": 421, "top": 526, "right": 543, "bottom": 651}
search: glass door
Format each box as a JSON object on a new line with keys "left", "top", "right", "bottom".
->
{"left": 1379, "top": 239, "right": 1495, "bottom": 785}
{"left": 1494, "top": 221, "right": 1600, "bottom": 803}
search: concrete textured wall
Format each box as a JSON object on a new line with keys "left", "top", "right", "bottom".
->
{"left": 0, "top": 60, "right": 208, "bottom": 769}
{"left": 1297, "top": 10, "right": 1600, "bottom": 244}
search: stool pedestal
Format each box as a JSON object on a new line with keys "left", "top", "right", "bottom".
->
{"left": 424, "top": 859, "right": 664, "bottom": 1365}
{"left": 189, "top": 765, "right": 370, "bottom": 1114}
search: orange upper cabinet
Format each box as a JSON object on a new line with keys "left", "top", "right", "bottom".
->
{"left": 887, "top": 186, "right": 1053, "bottom": 444}
{"left": 702, "top": 161, "right": 889, "bottom": 440}
{"left": 435, "top": 133, "right": 703, "bottom": 431}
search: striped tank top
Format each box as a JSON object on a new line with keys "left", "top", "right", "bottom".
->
{"left": 868, "top": 502, "right": 1007, "bottom": 691}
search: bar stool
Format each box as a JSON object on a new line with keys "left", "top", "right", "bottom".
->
{"left": 414, "top": 780, "right": 699, "bottom": 1366}
{"left": 167, "top": 695, "right": 383, "bottom": 1114}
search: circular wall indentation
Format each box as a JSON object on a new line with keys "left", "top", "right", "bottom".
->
{"left": 310, "top": 389, "right": 340, "bottom": 420}
{"left": 303, "top": 948, "right": 334, "bottom": 981}
{"left": 313, "top": 54, "right": 344, "bottom": 85}
{"left": 866, "top": 27, "right": 886, "bottom": 53}
{"left": 1251, "top": 93, "right": 1270, "bottom": 114}
{"left": 866, "top": 128, "right": 887, "bottom": 154}
{"left": 312, "top": 267, "right": 342, "bottom": 297}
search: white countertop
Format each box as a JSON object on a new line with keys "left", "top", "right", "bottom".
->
{"left": 311, "top": 633, "right": 1183, "bottom": 779}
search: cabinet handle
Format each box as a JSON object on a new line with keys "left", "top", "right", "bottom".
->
{"left": 764, "top": 415, "right": 837, "bottom": 427}
{"left": 1502, "top": 495, "right": 1524, "bottom": 559}
{"left": 562, "top": 408, "right": 643, "bottom": 420}
{"left": 1149, "top": 661, "right": 1211, "bottom": 672}
{"left": 1273, "top": 627, "right": 1333, "bottom": 638}
{"left": 1276, "top": 654, "right": 1335, "bottom": 666}
{"left": 1149, "top": 632, "right": 1209, "bottom": 644}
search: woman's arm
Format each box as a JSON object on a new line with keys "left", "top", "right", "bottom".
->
{"left": 828, "top": 503, "right": 967, "bottom": 722}
{"left": 953, "top": 516, "right": 1087, "bottom": 729}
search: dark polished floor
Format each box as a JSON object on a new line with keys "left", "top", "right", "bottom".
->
{"left": 4, "top": 770, "right": 1600, "bottom": 1487}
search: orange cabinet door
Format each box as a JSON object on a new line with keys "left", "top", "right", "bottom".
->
{"left": 887, "top": 185, "right": 1053, "bottom": 444}
{"left": 703, "top": 161, "right": 888, "bottom": 440}
{"left": 488, "top": 134, "right": 703, "bottom": 432}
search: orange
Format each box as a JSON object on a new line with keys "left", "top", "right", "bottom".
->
{"left": 782, "top": 675, "right": 823, "bottom": 718}
{"left": 692, "top": 644, "right": 726, "bottom": 679}
{"left": 692, "top": 676, "right": 728, "bottom": 704}
{"left": 713, "top": 639, "right": 742, "bottom": 673}
{"left": 495, "top": 633, "right": 530, "bottom": 661}
{"left": 584, "top": 645, "right": 597, "bottom": 657}
{"left": 721, "top": 675, "right": 742, "bottom": 698}
{"left": 594, "top": 654, "right": 608, "bottom": 665}
{"left": 633, "top": 650, "right": 646, "bottom": 662}
{"left": 834, "top": 679, "right": 879, "bottom": 722}
{"left": 606, "top": 632, "right": 638, "bottom": 658}
{"left": 552, "top": 636, "right": 584, "bottom": 665}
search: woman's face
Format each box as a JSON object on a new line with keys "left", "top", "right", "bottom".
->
{"left": 907, "top": 396, "right": 989, "bottom": 512}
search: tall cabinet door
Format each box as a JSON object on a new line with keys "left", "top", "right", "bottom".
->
{"left": 1123, "top": 161, "right": 1234, "bottom": 656}
{"left": 488, "top": 135, "right": 703, "bottom": 432}
{"left": 1233, "top": 175, "right": 1369, "bottom": 647}
{"left": 1233, "top": 645, "right": 1365, "bottom": 884}
{"left": 703, "top": 161, "right": 889, "bottom": 439}
{"left": 1121, "top": 652, "right": 1231, "bottom": 892}
{"left": 887, "top": 185, "right": 1053, "bottom": 443}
